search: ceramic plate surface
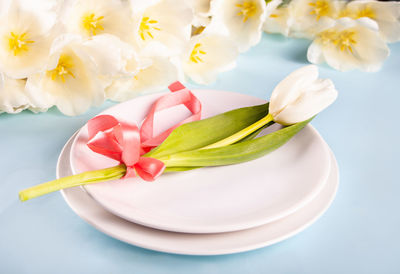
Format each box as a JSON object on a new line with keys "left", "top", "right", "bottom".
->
{"left": 61, "top": 133, "right": 339, "bottom": 255}
{"left": 70, "top": 91, "right": 331, "bottom": 233}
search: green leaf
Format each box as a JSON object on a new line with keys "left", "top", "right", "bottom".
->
{"left": 158, "top": 118, "right": 312, "bottom": 167}
{"left": 163, "top": 123, "right": 271, "bottom": 173}
{"left": 146, "top": 103, "right": 269, "bottom": 158}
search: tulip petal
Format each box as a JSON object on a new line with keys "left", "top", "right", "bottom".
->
{"left": 183, "top": 33, "right": 238, "bottom": 84}
{"left": 269, "top": 65, "right": 319, "bottom": 117}
{"left": 273, "top": 78, "right": 337, "bottom": 125}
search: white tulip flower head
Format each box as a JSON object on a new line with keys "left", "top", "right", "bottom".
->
{"left": 339, "top": 1, "right": 400, "bottom": 43}
{"left": 210, "top": 0, "right": 267, "bottom": 52}
{"left": 0, "top": 0, "right": 59, "bottom": 78}
{"left": 307, "top": 18, "right": 390, "bottom": 72}
{"left": 269, "top": 65, "right": 338, "bottom": 125}
{"left": 63, "top": 0, "right": 135, "bottom": 43}
{"left": 130, "top": 0, "right": 193, "bottom": 56}
{"left": 182, "top": 32, "right": 239, "bottom": 84}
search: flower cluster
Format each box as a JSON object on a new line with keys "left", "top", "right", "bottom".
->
{"left": 264, "top": 0, "right": 399, "bottom": 71}
{"left": 0, "top": 0, "right": 398, "bottom": 115}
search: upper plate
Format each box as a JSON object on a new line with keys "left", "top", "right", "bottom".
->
{"left": 70, "top": 90, "right": 331, "bottom": 233}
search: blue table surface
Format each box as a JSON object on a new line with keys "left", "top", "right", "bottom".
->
{"left": 1, "top": 34, "right": 399, "bottom": 274}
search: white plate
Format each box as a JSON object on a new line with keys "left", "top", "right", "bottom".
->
{"left": 60, "top": 133, "right": 339, "bottom": 255}
{"left": 70, "top": 90, "right": 331, "bottom": 233}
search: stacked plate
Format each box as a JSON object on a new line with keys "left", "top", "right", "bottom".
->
{"left": 59, "top": 90, "right": 339, "bottom": 255}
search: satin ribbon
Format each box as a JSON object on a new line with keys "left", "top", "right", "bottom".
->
{"left": 86, "top": 81, "right": 201, "bottom": 181}
{"left": 140, "top": 81, "right": 202, "bottom": 149}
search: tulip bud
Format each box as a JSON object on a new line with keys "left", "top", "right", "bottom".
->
{"left": 269, "top": 65, "right": 338, "bottom": 125}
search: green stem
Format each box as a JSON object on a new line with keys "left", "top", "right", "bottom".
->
{"left": 202, "top": 113, "right": 274, "bottom": 149}
{"left": 19, "top": 164, "right": 126, "bottom": 202}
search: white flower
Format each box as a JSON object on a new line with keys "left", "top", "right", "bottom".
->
{"left": 263, "top": 2, "right": 293, "bottom": 36}
{"left": 0, "top": 0, "right": 60, "bottom": 78}
{"left": 210, "top": 0, "right": 267, "bottom": 52}
{"left": 339, "top": 1, "right": 400, "bottom": 43}
{"left": 182, "top": 32, "right": 239, "bottom": 84}
{"left": 26, "top": 35, "right": 105, "bottom": 116}
{"left": 130, "top": 0, "right": 193, "bottom": 55}
{"left": 0, "top": 73, "right": 46, "bottom": 114}
{"left": 289, "top": 0, "right": 345, "bottom": 39}
{"left": 106, "top": 55, "right": 180, "bottom": 102}
{"left": 307, "top": 18, "right": 390, "bottom": 72}
{"left": 269, "top": 65, "right": 338, "bottom": 125}
{"left": 62, "top": 0, "right": 135, "bottom": 43}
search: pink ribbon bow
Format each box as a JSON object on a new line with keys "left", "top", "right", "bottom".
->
{"left": 86, "top": 82, "right": 201, "bottom": 181}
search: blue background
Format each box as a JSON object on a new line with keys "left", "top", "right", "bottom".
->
{"left": 1, "top": 34, "right": 399, "bottom": 274}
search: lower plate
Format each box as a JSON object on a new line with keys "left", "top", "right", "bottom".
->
{"left": 59, "top": 133, "right": 339, "bottom": 255}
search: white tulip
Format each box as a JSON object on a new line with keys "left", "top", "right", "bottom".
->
{"left": 129, "top": 0, "right": 193, "bottom": 56}
{"left": 25, "top": 35, "right": 105, "bottom": 116}
{"left": 339, "top": 1, "right": 400, "bottom": 43}
{"left": 62, "top": 0, "right": 135, "bottom": 43}
{"left": 26, "top": 33, "right": 145, "bottom": 115}
{"left": 0, "top": 0, "right": 60, "bottom": 78}
{"left": 182, "top": 31, "right": 239, "bottom": 84}
{"left": 204, "top": 65, "right": 337, "bottom": 149}
{"left": 269, "top": 65, "right": 338, "bottom": 125}
{"left": 210, "top": 0, "right": 267, "bottom": 52}
{"left": 0, "top": 74, "right": 46, "bottom": 114}
{"left": 307, "top": 18, "right": 390, "bottom": 72}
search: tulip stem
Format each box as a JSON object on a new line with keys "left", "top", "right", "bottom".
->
{"left": 19, "top": 165, "right": 126, "bottom": 202}
{"left": 201, "top": 113, "right": 274, "bottom": 150}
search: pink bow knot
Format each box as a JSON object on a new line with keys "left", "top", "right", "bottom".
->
{"left": 87, "top": 115, "right": 165, "bottom": 181}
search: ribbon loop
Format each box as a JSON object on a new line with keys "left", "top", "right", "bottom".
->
{"left": 140, "top": 81, "right": 202, "bottom": 148}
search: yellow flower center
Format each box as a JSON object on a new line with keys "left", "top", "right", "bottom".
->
{"left": 309, "top": 0, "right": 332, "bottom": 21}
{"left": 82, "top": 13, "right": 104, "bottom": 36}
{"left": 333, "top": 30, "right": 357, "bottom": 53}
{"left": 139, "top": 17, "right": 161, "bottom": 40}
{"left": 190, "top": 43, "right": 206, "bottom": 63}
{"left": 318, "top": 29, "right": 357, "bottom": 53}
{"left": 47, "top": 54, "right": 75, "bottom": 82}
{"left": 355, "top": 6, "right": 375, "bottom": 19}
{"left": 269, "top": 14, "right": 279, "bottom": 18}
{"left": 8, "top": 32, "right": 34, "bottom": 56}
{"left": 236, "top": 1, "right": 258, "bottom": 23}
